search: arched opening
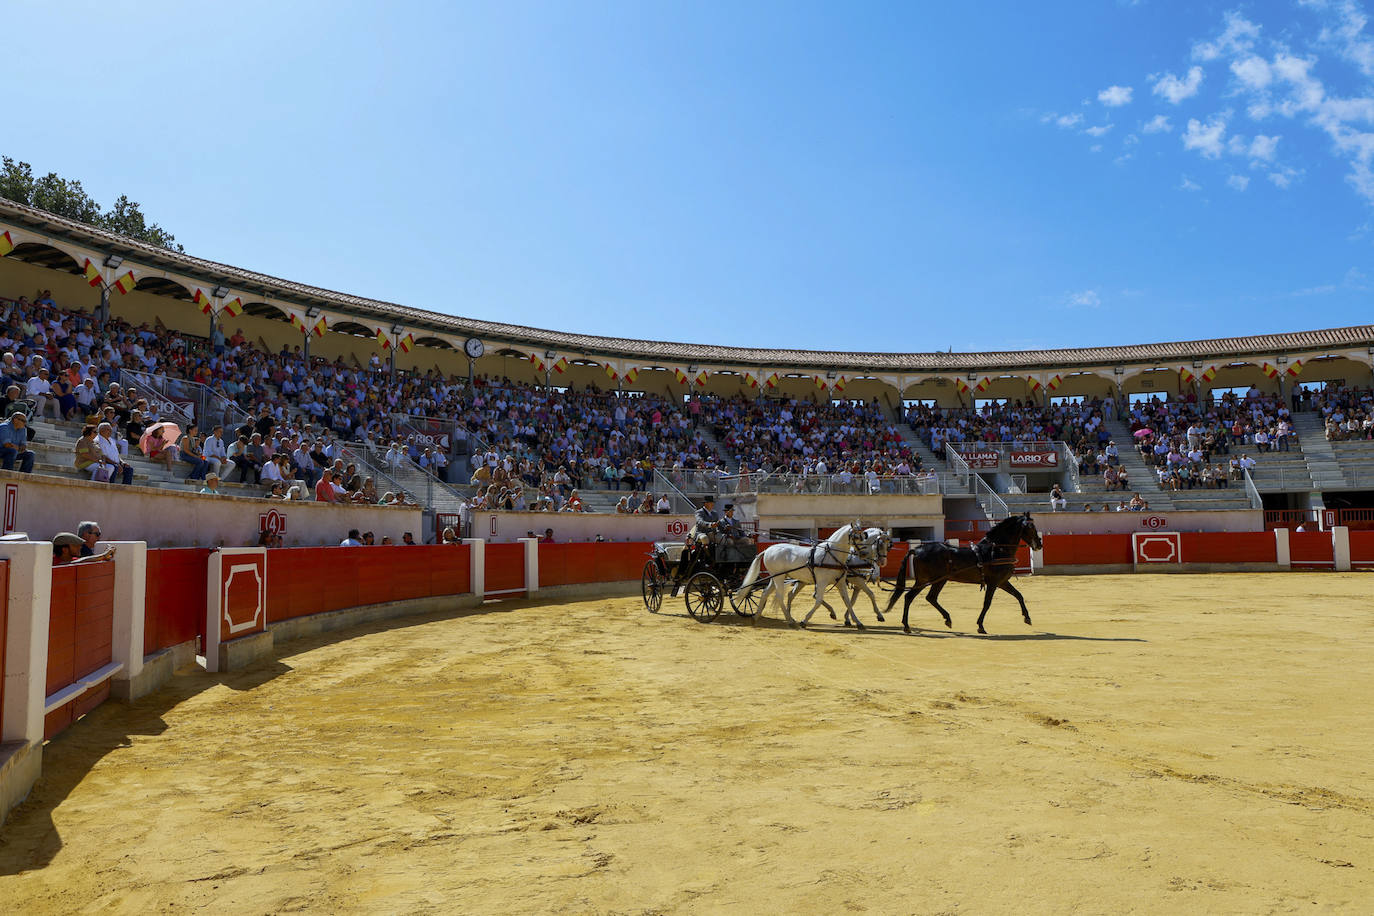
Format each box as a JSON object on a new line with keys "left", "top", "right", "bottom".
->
{"left": 240, "top": 301, "right": 288, "bottom": 320}
{"left": 330, "top": 321, "right": 374, "bottom": 339}
{"left": 132, "top": 276, "right": 193, "bottom": 300}
{"left": 5, "top": 241, "right": 81, "bottom": 274}
{"left": 415, "top": 336, "right": 455, "bottom": 350}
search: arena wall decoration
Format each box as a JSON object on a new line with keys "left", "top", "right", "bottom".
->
{"left": 2, "top": 198, "right": 1372, "bottom": 404}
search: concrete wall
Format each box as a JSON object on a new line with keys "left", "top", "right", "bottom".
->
{"left": 0, "top": 469, "right": 422, "bottom": 547}
{"left": 476, "top": 511, "right": 695, "bottom": 543}
{"left": 1032, "top": 509, "right": 1264, "bottom": 534}
{"left": 755, "top": 492, "right": 945, "bottom": 536}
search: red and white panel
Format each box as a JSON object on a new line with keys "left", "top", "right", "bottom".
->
{"left": 1132, "top": 531, "right": 1181, "bottom": 567}
{"left": 205, "top": 547, "right": 267, "bottom": 672}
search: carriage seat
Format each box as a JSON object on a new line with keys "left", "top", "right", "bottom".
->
{"left": 653, "top": 541, "right": 687, "bottom": 563}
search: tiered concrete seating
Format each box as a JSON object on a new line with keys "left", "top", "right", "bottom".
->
{"left": 24, "top": 417, "right": 274, "bottom": 497}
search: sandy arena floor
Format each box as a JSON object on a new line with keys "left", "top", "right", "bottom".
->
{"left": 1, "top": 573, "right": 1372, "bottom": 913}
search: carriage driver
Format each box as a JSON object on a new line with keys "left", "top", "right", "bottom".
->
{"left": 720, "top": 503, "right": 754, "bottom": 551}
{"left": 690, "top": 494, "right": 721, "bottom": 545}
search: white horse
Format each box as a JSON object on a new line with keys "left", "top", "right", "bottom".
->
{"left": 779, "top": 528, "right": 891, "bottom": 626}
{"left": 737, "top": 522, "right": 889, "bottom": 629}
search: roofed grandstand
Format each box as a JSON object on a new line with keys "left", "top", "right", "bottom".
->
{"left": 2, "top": 194, "right": 1374, "bottom": 539}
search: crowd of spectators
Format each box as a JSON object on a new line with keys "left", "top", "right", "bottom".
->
{"left": 703, "top": 395, "right": 925, "bottom": 490}
{"left": 1123, "top": 390, "right": 1289, "bottom": 491}
{"left": 1312, "top": 385, "right": 1374, "bottom": 441}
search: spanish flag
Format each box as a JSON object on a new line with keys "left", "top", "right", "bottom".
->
{"left": 674, "top": 368, "right": 689, "bottom": 385}
{"left": 376, "top": 327, "right": 393, "bottom": 350}
{"left": 955, "top": 378, "right": 971, "bottom": 394}
{"left": 194, "top": 289, "right": 215, "bottom": 314}
{"left": 765, "top": 372, "right": 779, "bottom": 389}
{"left": 1285, "top": 359, "right": 1304, "bottom": 377}
{"left": 113, "top": 270, "right": 137, "bottom": 295}
{"left": 744, "top": 372, "right": 758, "bottom": 389}
{"left": 622, "top": 367, "right": 638, "bottom": 384}
{"left": 1261, "top": 362, "right": 1279, "bottom": 379}
{"left": 289, "top": 311, "right": 308, "bottom": 333}
{"left": 1047, "top": 374, "right": 1063, "bottom": 391}
{"left": 604, "top": 363, "right": 619, "bottom": 382}
{"left": 311, "top": 315, "right": 328, "bottom": 338}
{"left": 974, "top": 377, "right": 990, "bottom": 393}
{"left": 1201, "top": 365, "right": 1217, "bottom": 382}
{"left": 83, "top": 258, "right": 102, "bottom": 288}
{"left": 222, "top": 297, "right": 243, "bottom": 317}
{"left": 398, "top": 333, "right": 415, "bottom": 353}
{"left": 0, "top": 230, "right": 13, "bottom": 257}
{"left": 694, "top": 370, "right": 709, "bottom": 387}
{"left": 1179, "top": 366, "right": 1196, "bottom": 384}
{"left": 832, "top": 375, "right": 847, "bottom": 392}
{"left": 1027, "top": 376, "right": 1043, "bottom": 393}
{"left": 529, "top": 351, "right": 546, "bottom": 372}
{"left": 553, "top": 356, "right": 569, "bottom": 374}
{"left": 813, "top": 375, "right": 828, "bottom": 390}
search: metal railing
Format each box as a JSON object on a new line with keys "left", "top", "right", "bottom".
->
{"left": 1242, "top": 469, "right": 1263, "bottom": 510}
{"left": 124, "top": 369, "right": 251, "bottom": 432}
{"left": 969, "top": 473, "right": 1011, "bottom": 520}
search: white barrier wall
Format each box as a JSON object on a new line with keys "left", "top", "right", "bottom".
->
{"left": 477, "top": 511, "right": 696, "bottom": 543}
{"left": 1033, "top": 509, "right": 1264, "bottom": 535}
{"left": 0, "top": 471, "right": 423, "bottom": 547}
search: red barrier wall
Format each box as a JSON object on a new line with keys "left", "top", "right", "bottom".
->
{"left": 0, "top": 560, "right": 7, "bottom": 739}
{"left": 145, "top": 548, "right": 212, "bottom": 656}
{"left": 1181, "top": 531, "right": 1277, "bottom": 564}
{"left": 1289, "top": 531, "right": 1336, "bottom": 567}
{"left": 1351, "top": 531, "right": 1374, "bottom": 567}
{"left": 46, "top": 563, "right": 115, "bottom": 740}
{"left": 879, "top": 542, "right": 909, "bottom": 578}
{"left": 265, "top": 545, "right": 472, "bottom": 623}
{"left": 1041, "top": 534, "right": 1133, "bottom": 566}
{"left": 485, "top": 543, "right": 526, "bottom": 597}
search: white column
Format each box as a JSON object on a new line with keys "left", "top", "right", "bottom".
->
{"left": 105, "top": 541, "right": 147, "bottom": 681}
{"left": 463, "top": 538, "right": 485, "bottom": 600}
{"left": 0, "top": 542, "right": 53, "bottom": 745}
{"left": 1332, "top": 526, "right": 1351, "bottom": 572}
{"left": 1273, "top": 527, "right": 1291, "bottom": 570}
{"left": 519, "top": 538, "right": 539, "bottom": 595}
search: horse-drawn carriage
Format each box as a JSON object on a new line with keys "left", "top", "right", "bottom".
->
{"left": 641, "top": 537, "right": 768, "bottom": 621}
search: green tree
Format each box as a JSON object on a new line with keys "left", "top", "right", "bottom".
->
{"left": 0, "top": 156, "right": 183, "bottom": 252}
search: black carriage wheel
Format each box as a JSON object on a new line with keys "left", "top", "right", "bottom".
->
{"left": 684, "top": 572, "right": 725, "bottom": 622}
{"left": 730, "top": 577, "right": 767, "bottom": 617}
{"left": 641, "top": 560, "right": 665, "bottom": 613}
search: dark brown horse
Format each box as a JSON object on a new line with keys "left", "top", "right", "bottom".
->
{"left": 882, "top": 513, "right": 1043, "bottom": 635}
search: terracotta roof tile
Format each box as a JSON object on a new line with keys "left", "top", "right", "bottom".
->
{"left": 4, "top": 197, "right": 1372, "bottom": 372}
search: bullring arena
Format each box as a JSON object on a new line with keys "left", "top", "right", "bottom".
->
{"left": 2, "top": 191, "right": 1374, "bottom": 913}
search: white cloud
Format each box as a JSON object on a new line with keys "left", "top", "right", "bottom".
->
{"left": 1183, "top": 114, "right": 1228, "bottom": 158}
{"left": 1230, "top": 55, "right": 1273, "bottom": 90}
{"left": 1124, "top": 133, "right": 1140, "bottom": 146}
{"left": 1090, "top": 143, "right": 1104, "bottom": 153}
{"left": 1098, "top": 85, "right": 1134, "bottom": 107}
{"left": 1193, "top": 11, "right": 1261, "bottom": 61}
{"left": 1055, "top": 113, "right": 1084, "bottom": 128}
{"left": 1227, "top": 174, "right": 1251, "bottom": 190}
{"left": 1152, "top": 66, "right": 1205, "bottom": 104}
{"left": 1179, "top": 176, "right": 1203, "bottom": 191}
{"left": 1310, "top": 0, "right": 1374, "bottom": 76}
{"left": 1268, "top": 166, "right": 1301, "bottom": 188}
{"left": 1066, "top": 290, "right": 1102, "bottom": 308}
{"left": 1142, "top": 114, "right": 1173, "bottom": 133}
{"left": 1248, "top": 134, "right": 1280, "bottom": 161}
{"left": 1085, "top": 124, "right": 1114, "bottom": 136}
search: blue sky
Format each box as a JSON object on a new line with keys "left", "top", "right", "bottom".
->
{"left": 5, "top": 1, "right": 1374, "bottom": 352}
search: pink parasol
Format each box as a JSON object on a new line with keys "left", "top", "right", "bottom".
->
{"left": 139, "top": 421, "right": 182, "bottom": 455}
{"left": 1132, "top": 428, "right": 1153, "bottom": 439}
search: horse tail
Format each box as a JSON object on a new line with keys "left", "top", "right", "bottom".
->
{"left": 738, "top": 553, "right": 765, "bottom": 590}
{"left": 882, "top": 550, "right": 908, "bottom": 613}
